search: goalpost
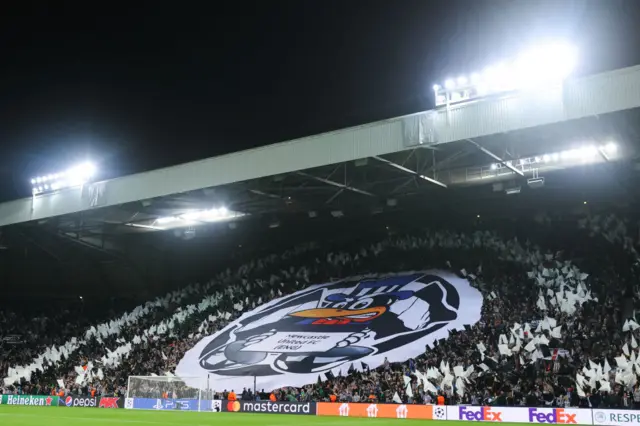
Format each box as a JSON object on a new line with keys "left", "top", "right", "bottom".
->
{"left": 126, "top": 376, "right": 218, "bottom": 412}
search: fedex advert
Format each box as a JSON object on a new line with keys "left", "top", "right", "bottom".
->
{"left": 447, "top": 406, "right": 592, "bottom": 424}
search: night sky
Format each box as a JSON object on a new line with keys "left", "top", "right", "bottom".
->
{"left": 0, "top": 0, "right": 638, "bottom": 202}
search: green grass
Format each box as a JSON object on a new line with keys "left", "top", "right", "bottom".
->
{"left": 0, "top": 405, "right": 533, "bottom": 426}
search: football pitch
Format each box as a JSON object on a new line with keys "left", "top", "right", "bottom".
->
{"left": 0, "top": 405, "right": 528, "bottom": 426}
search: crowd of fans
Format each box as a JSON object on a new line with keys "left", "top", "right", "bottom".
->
{"left": 2, "top": 212, "right": 640, "bottom": 409}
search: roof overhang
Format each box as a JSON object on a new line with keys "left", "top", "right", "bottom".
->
{"left": 1, "top": 65, "right": 640, "bottom": 228}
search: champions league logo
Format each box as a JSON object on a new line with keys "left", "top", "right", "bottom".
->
{"left": 176, "top": 270, "right": 482, "bottom": 390}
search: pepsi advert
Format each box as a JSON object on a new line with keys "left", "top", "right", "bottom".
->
{"left": 58, "top": 396, "right": 124, "bottom": 409}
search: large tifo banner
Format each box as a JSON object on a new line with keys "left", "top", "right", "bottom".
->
{"left": 177, "top": 271, "right": 483, "bottom": 390}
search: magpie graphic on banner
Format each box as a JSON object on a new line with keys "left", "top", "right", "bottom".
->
{"left": 177, "top": 271, "right": 482, "bottom": 391}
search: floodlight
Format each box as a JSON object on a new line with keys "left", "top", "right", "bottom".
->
{"left": 604, "top": 142, "right": 617, "bottom": 154}
{"left": 433, "top": 84, "right": 440, "bottom": 91}
{"left": 181, "top": 211, "right": 202, "bottom": 221}
{"left": 160, "top": 207, "right": 236, "bottom": 226}
{"left": 199, "top": 207, "right": 234, "bottom": 222}
{"left": 476, "top": 82, "right": 489, "bottom": 96}
{"left": 156, "top": 216, "right": 180, "bottom": 225}
{"left": 561, "top": 149, "right": 575, "bottom": 160}
{"left": 200, "top": 210, "right": 215, "bottom": 220}
{"left": 542, "top": 155, "right": 550, "bottom": 162}
{"left": 434, "top": 41, "right": 577, "bottom": 107}
{"left": 490, "top": 163, "right": 497, "bottom": 170}
{"left": 484, "top": 64, "right": 507, "bottom": 90}
{"left": 515, "top": 42, "right": 577, "bottom": 89}
{"left": 30, "top": 161, "right": 97, "bottom": 195}
{"left": 547, "top": 43, "right": 577, "bottom": 79}
{"left": 579, "top": 146, "right": 598, "bottom": 159}
{"left": 68, "top": 162, "right": 96, "bottom": 182}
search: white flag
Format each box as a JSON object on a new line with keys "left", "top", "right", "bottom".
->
{"left": 403, "top": 376, "right": 413, "bottom": 397}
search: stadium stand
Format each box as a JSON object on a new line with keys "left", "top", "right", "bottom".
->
{"left": 3, "top": 210, "right": 640, "bottom": 409}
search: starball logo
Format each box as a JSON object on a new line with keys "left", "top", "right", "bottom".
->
{"left": 458, "top": 406, "right": 503, "bottom": 421}
{"left": 528, "top": 408, "right": 577, "bottom": 424}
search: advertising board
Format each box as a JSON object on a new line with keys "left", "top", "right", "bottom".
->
{"left": 58, "top": 396, "right": 98, "bottom": 407}
{"left": 98, "top": 397, "right": 123, "bottom": 408}
{"left": 0, "top": 395, "right": 58, "bottom": 407}
{"left": 317, "top": 402, "right": 445, "bottom": 419}
{"left": 592, "top": 409, "right": 640, "bottom": 426}
{"left": 222, "top": 400, "right": 315, "bottom": 414}
{"left": 448, "top": 406, "right": 592, "bottom": 424}
{"left": 125, "top": 398, "right": 220, "bottom": 411}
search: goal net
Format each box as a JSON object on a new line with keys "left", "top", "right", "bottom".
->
{"left": 126, "top": 376, "right": 219, "bottom": 412}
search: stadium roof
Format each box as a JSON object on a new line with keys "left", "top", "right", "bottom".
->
{"left": 0, "top": 64, "right": 640, "bottom": 242}
{"left": 4, "top": 63, "right": 640, "bottom": 300}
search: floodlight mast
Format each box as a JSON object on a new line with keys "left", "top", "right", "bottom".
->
{"left": 433, "top": 42, "right": 577, "bottom": 107}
